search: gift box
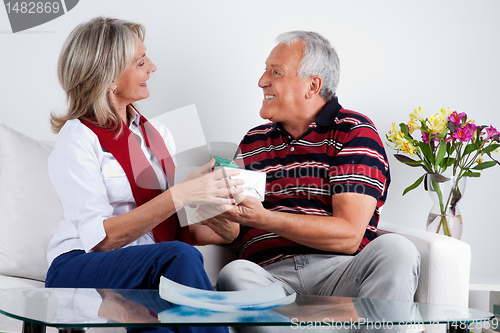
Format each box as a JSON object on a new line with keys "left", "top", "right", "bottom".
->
{"left": 212, "top": 155, "right": 266, "bottom": 202}
{"left": 173, "top": 157, "right": 266, "bottom": 226}
{"left": 214, "top": 166, "right": 266, "bottom": 202}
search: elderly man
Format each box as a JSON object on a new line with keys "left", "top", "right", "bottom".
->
{"left": 198, "top": 31, "right": 420, "bottom": 309}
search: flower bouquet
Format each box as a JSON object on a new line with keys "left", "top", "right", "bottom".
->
{"left": 386, "top": 107, "right": 500, "bottom": 237}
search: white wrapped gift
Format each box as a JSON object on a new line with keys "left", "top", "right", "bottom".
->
{"left": 215, "top": 166, "right": 265, "bottom": 202}
{"left": 174, "top": 166, "right": 266, "bottom": 225}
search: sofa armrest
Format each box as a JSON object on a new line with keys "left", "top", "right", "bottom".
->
{"left": 195, "top": 245, "right": 236, "bottom": 287}
{"left": 377, "top": 221, "right": 471, "bottom": 307}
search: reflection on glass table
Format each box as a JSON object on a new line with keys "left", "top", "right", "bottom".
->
{"left": 0, "top": 288, "right": 493, "bottom": 333}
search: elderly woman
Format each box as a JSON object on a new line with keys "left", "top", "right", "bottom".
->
{"left": 45, "top": 17, "right": 240, "bottom": 333}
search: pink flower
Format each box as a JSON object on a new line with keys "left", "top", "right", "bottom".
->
{"left": 485, "top": 126, "right": 500, "bottom": 140}
{"left": 422, "top": 132, "right": 429, "bottom": 144}
{"left": 452, "top": 127, "right": 473, "bottom": 142}
{"left": 422, "top": 131, "right": 441, "bottom": 144}
{"left": 448, "top": 111, "right": 466, "bottom": 126}
{"left": 465, "top": 122, "right": 477, "bottom": 135}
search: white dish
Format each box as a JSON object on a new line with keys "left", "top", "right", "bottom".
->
{"left": 159, "top": 276, "right": 296, "bottom": 312}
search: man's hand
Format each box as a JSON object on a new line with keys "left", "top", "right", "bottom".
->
{"left": 197, "top": 194, "right": 266, "bottom": 229}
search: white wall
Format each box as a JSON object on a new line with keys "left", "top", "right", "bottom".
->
{"left": 1, "top": 0, "right": 499, "bottom": 309}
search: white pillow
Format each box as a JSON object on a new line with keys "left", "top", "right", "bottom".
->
{"left": 0, "top": 124, "right": 62, "bottom": 282}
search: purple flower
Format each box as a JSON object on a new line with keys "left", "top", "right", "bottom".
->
{"left": 452, "top": 127, "right": 473, "bottom": 142}
{"left": 422, "top": 131, "right": 441, "bottom": 144}
{"left": 448, "top": 111, "right": 466, "bottom": 126}
{"left": 485, "top": 126, "right": 500, "bottom": 140}
{"left": 422, "top": 132, "right": 429, "bottom": 144}
{"left": 465, "top": 122, "right": 477, "bottom": 135}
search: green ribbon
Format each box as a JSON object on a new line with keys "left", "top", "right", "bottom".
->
{"left": 213, "top": 155, "right": 239, "bottom": 168}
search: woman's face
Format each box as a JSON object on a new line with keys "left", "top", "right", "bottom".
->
{"left": 113, "top": 37, "right": 157, "bottom": 109}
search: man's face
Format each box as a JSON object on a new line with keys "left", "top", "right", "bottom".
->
{"left": 258, "top": 42, "right": 311, "bottom": 125}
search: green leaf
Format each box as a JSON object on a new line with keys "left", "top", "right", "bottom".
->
{"left": 463, "top": 143, "right": 478, "bottom": 156}
{"left": 447, "top": 144, "right": 455, "bottom": 156}
{"left": 483, "top": 144, "right": 500, "bottom": 153}
{"left": 443, "top": 157, "right": 456, "bottom": 167}
{"left": 435, "top": 143, "right": 447, "bottom": 167}
{"left": 472, "top": 161, "right": 497, "bottom": 170}
{"left": 399, "top": 123, "right": 409, "bottom": 136}
{"left": 448, "top": 121, "right": 458, "bottom": 133}
{"left": 436, "top": 128, "right": 449, "bottom": 139}
{"left": 428, "top": 173, "right": 450, "bottom": 183}
{"left": 402, "top": 174, "right": 426, "bottom": 196}
{"left": 398, "top": 123, "right": 413, "bottom": 142}
{"left": 477, "top": 126, "right": 486, "bottom": 141}
{"left": 417, "top": 142, "right": 434, "bottom": 164}
{"left": 463, "top": 171, "right": 481, "bottom": 177}
{"left": 394, "top": 154, "right": 423, "bottom": 167}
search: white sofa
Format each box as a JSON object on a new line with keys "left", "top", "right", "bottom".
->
{"left": 0, "top": 123, "right": 472, "bottom": 331}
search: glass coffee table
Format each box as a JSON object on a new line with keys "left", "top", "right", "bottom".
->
{"left": 0, "top": 288, "right": 494, "bottom": 333}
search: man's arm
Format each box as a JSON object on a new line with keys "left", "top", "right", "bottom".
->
{"left": 196, "top": 192, "right": 377, "bottom": 254}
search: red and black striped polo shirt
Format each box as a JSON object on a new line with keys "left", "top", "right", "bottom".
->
{"left": 234, "top": 98, "right": 390, "bottom": 266}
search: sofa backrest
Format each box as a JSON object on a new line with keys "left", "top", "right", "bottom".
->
{"left": 0, "top": 124, "right": 62, "bottom": 283}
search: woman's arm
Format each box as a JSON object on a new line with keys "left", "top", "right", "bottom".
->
{"left": 93, "top": 164, "right": 244, "bottom": 251}
{"left": 51, "top": 121, "right": 243, "bottom": 252}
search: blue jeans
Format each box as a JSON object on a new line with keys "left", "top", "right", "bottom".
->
{"left": 46, "top": 241, "right": 229, "bottom": 333}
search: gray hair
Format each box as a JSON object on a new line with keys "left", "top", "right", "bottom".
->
{"left": 51, "top": 16, "right": 145, "bottom": 133}
{"left": 276, "top": 31, "right": 340, "bottom": 101}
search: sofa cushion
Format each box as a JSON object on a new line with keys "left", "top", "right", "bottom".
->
{"left": 0, "top": 124, "right": 62, "bottom": 283}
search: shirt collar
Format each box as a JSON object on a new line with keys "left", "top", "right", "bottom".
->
{"left": 271, "top": 97, "right": 343, "bottom": 132}
{"left": 128, "top": 105, "right": 141, "bottom": 129}
{"left": 313, "top": 97, "right": 342, "bottom": 127}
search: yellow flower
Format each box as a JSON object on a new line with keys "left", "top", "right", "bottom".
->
{"left": 401, "top": 140, "right": 417, "bottom": 156}
{"left": 438, "top": 107, "right": 452, "bottom": 120}
{"left": 476, "top": 156, "right": 483, "bottom": 164}
{"left": 387, "top": 122, "right": 398, "bottom": 140}
{"left": 428, "top": 113, "right": 448, "bottom": 135}
{"left": 387, "top": 122, "right": 416, "bottom": 155}
{"left": 387, "top": 122, "right": 405, "bottom": 143}
{"left": 408, "top": 107, "right": 424, "bottom": 134}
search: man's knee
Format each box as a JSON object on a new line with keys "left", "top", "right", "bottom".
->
{"left": 370, "top": 234, "right": 420, "bottom": 277}
{"left": 372, "top": 234, "right": 419, "bottom": 260}
{"left": 357, "top": 234, "right": 420, "bottom": 301}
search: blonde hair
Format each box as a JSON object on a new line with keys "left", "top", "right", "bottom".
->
{"left": 51, "top": 17, "right": 145, "bottom": 133}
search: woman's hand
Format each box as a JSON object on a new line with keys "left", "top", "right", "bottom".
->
{"left": 197, "top": 194, "right": 266, "bottom": 229}
{"left": 170, "top": 160, "right": 245, "bottom": 209}
{"left": 182, "top": 159, "right": 215, "bottom": 183}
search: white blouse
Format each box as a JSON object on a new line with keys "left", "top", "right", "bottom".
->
{"left": 46, "top": 111, "right": 176, "bottom": 265}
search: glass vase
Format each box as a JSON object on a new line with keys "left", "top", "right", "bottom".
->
{"left": 426, "top": 173, "right": 466, "bottom": 239}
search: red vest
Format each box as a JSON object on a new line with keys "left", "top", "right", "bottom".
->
{"left": 81, "top": 113, "right": 191, "bottom": 244}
